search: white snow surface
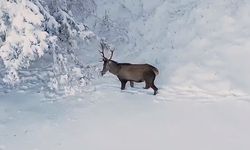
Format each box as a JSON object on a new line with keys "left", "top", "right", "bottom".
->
{"left": 1, "top": 0, "right": 250, "bottom": 150}
{"left": 1, "top": 79, "right": 250, "bottom": 150}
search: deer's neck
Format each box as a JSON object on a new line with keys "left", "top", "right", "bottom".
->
{"left": 109, "top": 60, "right": 120, "bottom": 75}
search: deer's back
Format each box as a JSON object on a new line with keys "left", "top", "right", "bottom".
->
{"left": 117, "top": 63, "right": 156, "bottom": 81}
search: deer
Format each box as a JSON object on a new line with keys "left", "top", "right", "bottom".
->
{"left": 99, "top": 41, "right": 159, "bottom": 95}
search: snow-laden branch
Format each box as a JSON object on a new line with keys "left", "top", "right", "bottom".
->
{"left": 0, "top": 0, "right": 56, "bottom": 85}
{"left": 0, "top": 0, "right": 97, "bottom": 97}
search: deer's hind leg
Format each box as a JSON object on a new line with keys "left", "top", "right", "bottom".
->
{"left": 150, "top": 75, "right": 158, "bottom": 95}
{"left": 144, "top": 72, "right": 153, "bottom": 89}
{"left": 144, "top": 72, "right": 158, "bottom": 95}
{"left": 151, "top": 82, "right": 158, "bottom": 95}
{"left": 130, "top": 81, "right": 134, "bottom": 88}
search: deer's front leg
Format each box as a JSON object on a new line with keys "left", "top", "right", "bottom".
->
{"left": 119, "top": 78, "right": 127, "bottom": 90}
{"left": 121, "top": 80, "right": 127, "bottom": 90}
{"left": 144, "top": 81, "right": 150, "bottom": 89}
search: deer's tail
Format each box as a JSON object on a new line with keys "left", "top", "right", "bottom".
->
{"left": 152, "top": 67, "right": 159, "bottom": 75}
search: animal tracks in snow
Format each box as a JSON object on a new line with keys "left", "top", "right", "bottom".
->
{"left": 94, "top": 82, "right": 250, "bottom": 105}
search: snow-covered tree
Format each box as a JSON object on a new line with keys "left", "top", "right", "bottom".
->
{"left": 37, "top": 0, "right": 96, "bottom": 96}
{"left": 0, "top": 0, "right": 56, "bottom": 85}
{"left": 0, "top": 0, "right": 97, "bottom": 97}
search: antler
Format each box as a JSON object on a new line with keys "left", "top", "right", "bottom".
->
{"left": 109, "top": 48, "right": 115, "bottom": 60}
{"left": 99, "top": 41, "right": 106, "bottom": 59}
{"left": 99, "top": 39, "right": 115, "bottom": 61}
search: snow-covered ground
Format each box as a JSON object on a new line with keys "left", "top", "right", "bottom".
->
{"left": 1, "top": 0, "right": 250, "bottom": 149}
{"left": 1, "top": 77, "right": 250, "bottom": 150}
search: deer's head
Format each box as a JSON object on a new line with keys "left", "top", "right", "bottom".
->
{"left": 99, "top": 40, "right": 114, "bottom": 76}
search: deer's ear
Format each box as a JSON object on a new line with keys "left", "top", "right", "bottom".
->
{"left": 108, "top": 60, "right": 114, "bottom": 65}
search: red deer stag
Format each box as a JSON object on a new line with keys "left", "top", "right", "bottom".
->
{"left": 99, "top": 41, "right": 159, "bottom": 95}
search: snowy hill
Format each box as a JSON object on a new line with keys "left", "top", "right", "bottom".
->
{"left": 1, "top": 0, "right": 250, "bottom": 150}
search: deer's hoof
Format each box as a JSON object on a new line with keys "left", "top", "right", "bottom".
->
{"left": 153, "top": 91, "right": 158, "bottom": 95}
